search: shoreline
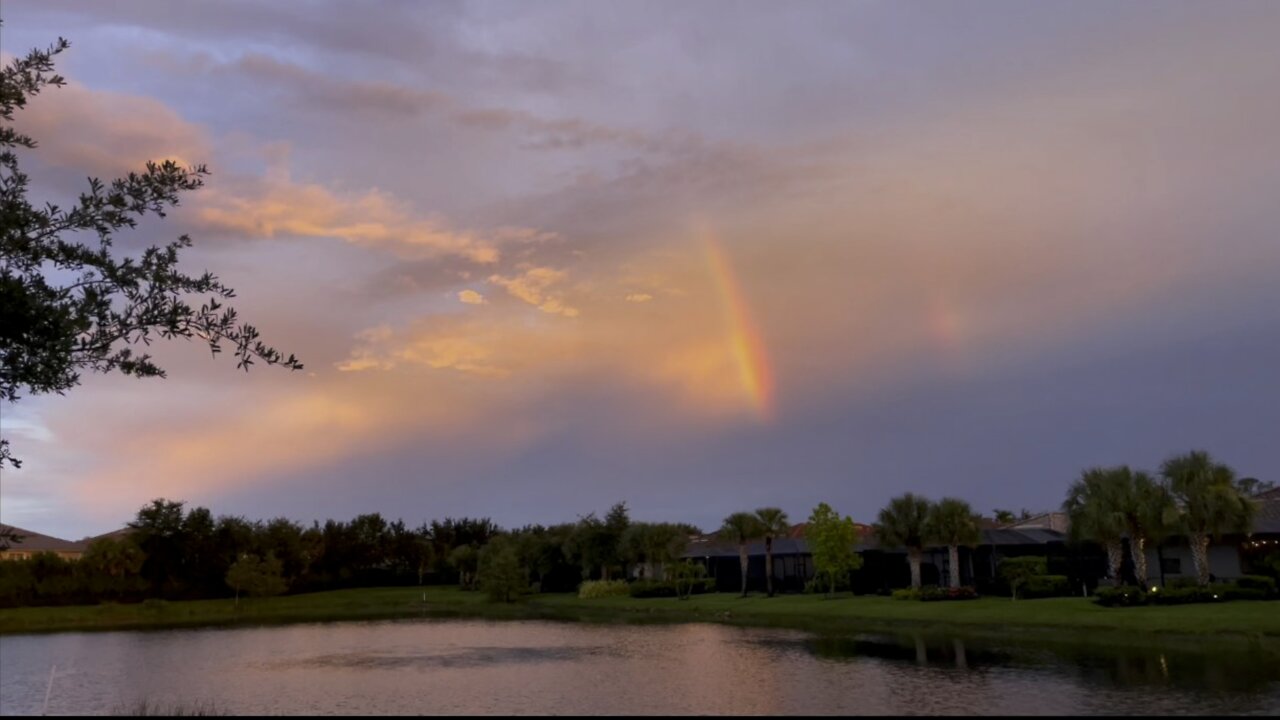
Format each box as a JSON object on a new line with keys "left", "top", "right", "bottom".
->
{"left": 2, "top": 588, "right": 1278, "bottom": 651}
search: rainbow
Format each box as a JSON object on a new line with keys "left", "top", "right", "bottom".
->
{"left": 702, "top": 229, "right": 775, "bottom": 421}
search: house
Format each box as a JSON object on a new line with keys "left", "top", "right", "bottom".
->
{"left": 1140, "top": 486, "right": 1280, "bottom": 586}
{"left": 683, "top": 523, "right": 838, "bottom": 593}
{"left": 681, "top": 519, "right": 1107, "bottom": 594}
{"left": 1003, "top": 512, "right": 1071, "bottom": 533}
{"left": 0, "top": 525, "right": 88, "bottom": 561}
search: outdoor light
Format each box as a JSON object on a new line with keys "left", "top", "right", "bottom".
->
{"left": 1150, "top": 586, "right": 1158, "bottom": 592}
{"left": 1213, "top": 594, "right": 1219, "bottom": 599}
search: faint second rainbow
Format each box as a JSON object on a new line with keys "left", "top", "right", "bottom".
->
{"left": 701, "top": 228, "right": 775, "bottom": 422}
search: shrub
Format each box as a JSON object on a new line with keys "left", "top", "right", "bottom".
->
{"left": 999, "top": 556, "right": 1047, "bottom": 599}
{"left": 919, "top": 585, "right": 978, "bottom": 602}
{"left": 893, "top": 586, "right": 977, "bottom": 601}
{"left": 628, "top": 578, "right": 715, "bottom": 598}
{"left": 1020, "top": 575, "right": 1072, "bottom": 599}
{"left": 1098, "top": 582, "right": 1266, "bottom": 606}
{"left": 1148, "top": 586, "right": 1215, "bottom": 605}
{"left": 1220, "top": 585, "right": 1268, "bottom": 602}
{"left": 1093, "top": 586, "right": 1148, "bottom": 607}
{"left": 1166, "top": 576, "right": 1200, "bottom": 590}
{"left": 1236, "top": 575, "right": 1278, "bottom": 595}
{"left": 629, "top": 580, "right": 677, "bottom": 598}
{"left": 577, "top": 579, "right": 630, "bottom": 599}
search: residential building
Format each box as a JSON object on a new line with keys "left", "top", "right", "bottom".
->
{"left": 0, "top": 525, "right": 88, "bottom": 561}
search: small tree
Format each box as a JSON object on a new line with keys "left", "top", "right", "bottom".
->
{"left": 807, "top": 503, "right": 862, "bottom": 597}
{"left": 448, "top": 545, "right": 480, "bottom": 590}
{"left": 225, "top": 554, "right": 286, "bottom": 607}
{"left": 478, "top": 538, "right": 526, "bottom": 603}
{"left": 667, "top": 560, "right": 708, "bottom": 600}
{"left": 998, "top": 556, "right": 1045, "bottom": 601}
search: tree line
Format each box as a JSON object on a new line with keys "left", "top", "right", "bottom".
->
{"left": 1, "top": 449, "right": 1272, "bottom": 608}
{"left": 0, "top": 500, "right": 703, "bottom": 607}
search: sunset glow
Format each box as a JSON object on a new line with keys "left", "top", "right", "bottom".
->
{"left": 2, "top": 1, "right": 1278, "bottom": 540}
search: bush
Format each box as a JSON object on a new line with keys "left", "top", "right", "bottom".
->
{"left": 999, "top": 556, "right": 1048, "bottom": 599}
{"left": 1148, "top": 586, "right": 1215, "bottom": 605}
{"left": 1236, "top": 575, "right": 1278, "bottom": 595}
{"left": 628, "top": 579, "right": 715, "bottom": 598}
{"left": 1020, "top": 575, "right": 1072, "bottom": 599}
{"left": 1094, "top": 586, "right": 1148, "bottom": 607}
{"left": 892, "top": 586, "right": 977, "bottom": 601}
{"left": 577, "top": 579, "right": 630, "bottom": 599}
{"left": 1097, "top": 582, "right": 1268, "bottom": 607}
{"left": 919, "top": 585, "right": 979, "bottom": 602}
{"left": 1221, "top": 585, "right": 1268, "bottom": 602}
{"left": 1166, "top": 576, "right": 1200, "bottom": 590}
{"left": 629, "top": 580, "right": 676, "bottom": 598}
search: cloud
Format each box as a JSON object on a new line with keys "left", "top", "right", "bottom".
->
{"left": 196, "top": 174, "right": 502, "bottom": 263}
{"left": 457, "top": 289, "right": 487, "bottom": 305}
{"left": 487, "top": 266, "right": 580, "bottom": 317}
{"left": 625, "top": 293, "right": 653, "bottom": 303}
{"left": 13, "top": 78, "right": 212, "bottom": 180}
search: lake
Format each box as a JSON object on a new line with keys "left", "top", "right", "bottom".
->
{"left": 2, "top": 619, "right": 1279, "bottom": 715}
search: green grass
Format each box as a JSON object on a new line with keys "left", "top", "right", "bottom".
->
{"left": 3, "top": 588, "right": 1279, "bottom": 645}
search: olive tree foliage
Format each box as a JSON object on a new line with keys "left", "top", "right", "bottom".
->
{"left": 0, "top": 32, "right": 301, "bottom": 468}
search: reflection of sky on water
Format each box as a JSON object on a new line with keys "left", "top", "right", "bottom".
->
{"left": 2, "top": 619, "right": 1278, "bottom": 715}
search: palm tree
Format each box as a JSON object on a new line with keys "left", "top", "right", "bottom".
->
{"left": 1117, "top": 469, "right": 1177, "bottom": 588}
{"left": 1064, "top": 467, "right": 1127, "bottom": 587}
{"left": 719, "top": 512, "right": 764, "bottom": 597}
{"left": 926, "top": 498, "right": 981, "bottom": 588}
{"left": 1161, "top": 450, "right": 1256, "bottom": 586}
{"left": 754, "top": 507, "right": 791, "bottom": 597}
{"left": 876, "top": 494, "right": 932, "bottom": 590}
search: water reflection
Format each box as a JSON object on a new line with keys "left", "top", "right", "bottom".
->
{"left": 2, "top": 619, "right": 1278, "bottom": 715}
{"left": 795, "top": 632, "right": 1280, "bottom": 695}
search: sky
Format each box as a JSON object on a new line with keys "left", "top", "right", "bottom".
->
{"left": 2, "top": 0, "right": 1279, "bottom": 540}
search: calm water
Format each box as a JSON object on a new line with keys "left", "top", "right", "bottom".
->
{"left": 2, "top": 619, "right": 1279, "bottom": 715}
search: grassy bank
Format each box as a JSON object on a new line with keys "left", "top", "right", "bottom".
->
{"left": 2, "top": 587, "right": 1278, "bottom": 643}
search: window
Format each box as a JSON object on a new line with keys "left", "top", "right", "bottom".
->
{"left": 1161, "top": 557, "right": 1181, "bottom": 574}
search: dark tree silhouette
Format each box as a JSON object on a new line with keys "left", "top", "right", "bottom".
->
{"left": 0, "top": 32, "right": 301, "bottom": 467}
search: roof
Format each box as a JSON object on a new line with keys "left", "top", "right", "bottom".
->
{"left": 1251, "top": 486, "right": 1280, "bottom": 502}
{"left": 80, "top": 527, "right": 134, "bottom": 544}
{"left": 981, "top": 528, "right": 1067, "bottom": 546}
{"left": 1253, "top": 494, "right": 1280, "bottom": 534}
{"left": 683, "top": 536, "right": 812, "bottom": 559}
{"left": 681, "top": 526, "right": 1067, "bottom": 558}
{"left": 1002, "top": 512, "right": 1070, "bottom": 533}
{"left": 0, "top": 525, "right": 87, "bottom": 553}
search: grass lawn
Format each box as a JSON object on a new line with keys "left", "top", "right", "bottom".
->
{"left": 2, "top": 587, "right": 1278, "bottom": 644}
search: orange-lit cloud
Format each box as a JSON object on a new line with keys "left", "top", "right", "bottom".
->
{"left": 198, "top": 175, "right": 502, "bottom": 264}
{"left": 487, "top": 266, "right": 581, "bottom": 317}
{"left": 457, "top": 289, "right": 487, "bottom": 305}
{"left": 13, "top": 79, "right": 211, "bottom": 179}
